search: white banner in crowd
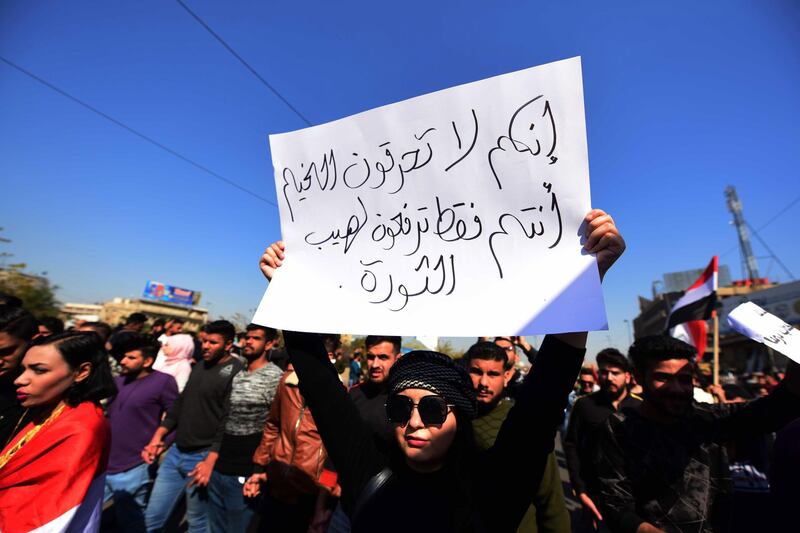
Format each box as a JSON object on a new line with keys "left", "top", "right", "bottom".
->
{"left": 727, "top": 301, "right": 800, "bottom": 363}
{"left": 254, "top": 56, "right": 607, "bottom": 336}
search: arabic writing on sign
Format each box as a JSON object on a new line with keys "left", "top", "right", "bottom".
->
{"left": 279, "top": 97, "right": 564, "bottom": 310}
{"left": 727, "top": 301, "right": 800, "bottom": 363}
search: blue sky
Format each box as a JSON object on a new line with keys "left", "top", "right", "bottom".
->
{"left": 2, "top": 1, "right": 798, "bottom": 356}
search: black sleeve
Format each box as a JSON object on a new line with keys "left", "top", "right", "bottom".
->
{"left": 715, "top": 383, "right": 800, "bottom": 439}
{"left": 563, "top": 398, "right": 587, "bottom": 495}
{"left": 520, "top": 343, "right": 538, "bottom": 363}
{"left": 161, "top": 386, "right": 183, "bottom": 432}
{"left": 210, "top": 377, "right": 234, "bottom": 453}
{"left": 478, "top": 335, "right": 585, "bottom": 530}
{"left": 283, "top": 330, "right": 385, "bottom": 514}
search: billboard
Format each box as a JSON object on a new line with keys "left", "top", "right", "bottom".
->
{"left": 143, "top": 280, "right": 197, "bottom": 306}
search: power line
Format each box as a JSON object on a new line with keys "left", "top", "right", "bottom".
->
{"left": 176, "top": 0, "right": 312, "bottom": 127}
{"left": 720, "top": 192, "right": 800, "bottom": 258}
{"left": 746, "top": 221, "right": 795, "bottom": 280}
{"left": 0, "top": 56, "right": 277, "bottom": 207}
{"left": 753, "top": 193, "right": 800, "bottom": 233}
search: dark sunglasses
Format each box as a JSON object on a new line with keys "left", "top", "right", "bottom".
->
{"left": 385, "top": 395, "right": 454, "bottom": 426}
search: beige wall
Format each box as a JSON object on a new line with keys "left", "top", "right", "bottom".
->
{"left": 101, "top": 298, "right": 208, "bottom": 331}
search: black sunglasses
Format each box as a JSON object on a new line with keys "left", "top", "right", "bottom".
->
{"left": 386, "top": 395, "right": 454, "bottom": 426}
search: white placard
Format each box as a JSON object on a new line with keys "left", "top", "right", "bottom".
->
{"left": 254, "top": 57, "right": 606, "bottom": 336}
{"left": 727, "top": 301, "right": 800, "bottom": 363}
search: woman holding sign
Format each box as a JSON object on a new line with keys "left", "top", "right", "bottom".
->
{"left": 253, "top": 209, "right": 624, "bottom": 532}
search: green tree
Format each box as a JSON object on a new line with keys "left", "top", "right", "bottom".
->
{"left": 435, "top": 339, "right": 464, "bottom": 359}
{"left": 223, "top": 312, "right": 252, "bottom": 332}
{"left": 403, "top": 339, "right": 429, "bottom": 351}
{"left": 0, "top": 264, "right": 60, "bottom": 317}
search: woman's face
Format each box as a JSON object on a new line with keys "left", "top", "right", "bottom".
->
{"left": 14, "top": 345, "right": 86, "bottom": 408}
{"left": 392, "top": 388, "right": 457, "bottom": 472}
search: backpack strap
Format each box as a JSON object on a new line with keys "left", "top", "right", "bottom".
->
{"left": 351, "top": 467, "right": 393, "bottom": 525}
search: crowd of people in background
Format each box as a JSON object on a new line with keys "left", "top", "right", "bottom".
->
{"left": 0, "top": 210, "right": 799, "bottom": 532}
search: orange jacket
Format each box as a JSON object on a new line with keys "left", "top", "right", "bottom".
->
{"left": 252, "top": 370, "right": 338, "bottom": 501}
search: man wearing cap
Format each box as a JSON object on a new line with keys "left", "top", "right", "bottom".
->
{"left": 563, "top": 348, "right": 641, "bottom": 531}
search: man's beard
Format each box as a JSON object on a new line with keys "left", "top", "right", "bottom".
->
{"left": 243, "top": 348, "right": 263, "bottom": 361}
{"left": 603, "top": 383, "right": 625, "bottom": 401}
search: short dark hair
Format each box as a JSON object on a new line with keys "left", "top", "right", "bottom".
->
{"left": 117, "top": 333, "right": 160, "bottom": 361}
{"left": 628, "top": 335, "right": 696, "bottom": 375}
{"left": 38, "top": 316, "right": 64, "bottom": 335}
{"left": 596, "top": 348, "right": 630, "bottom": 373}
{"left": 365, "top": 335, "right": 401, "bottom": 355}
{"left": 465, "top": 341, "right": 509, "bottom": 370}
{"left": 125, "top": 313, "right": 147, "bottom": 325}
{"left": 579, "top": 367, "right": 595, "bottom": 378}
{"left": 0, "top": 305, "right": 38, "bottom": 341}
{"left": 30, "top": 332, "right": 116, "bottom": 406}
{"left": 151, "top": 318, "right": 166, "bottom": 328}
{"left": 203, "top": 320, "right": 236, "bottom": 343}
{"left": 171, "top": 318, "right": 185, "bottom": 325}
{"left": 246, "top": 323, "right": 278, "bottom": 342}
{"left": 80, "top": 321, "right": 112, "bottom": 342}
{"left": 321, "top": 334, "right": 341, "bottom": 354}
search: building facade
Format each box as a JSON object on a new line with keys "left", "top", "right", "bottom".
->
{"left": 101, "top": 297, "right": 208, "bottom": 331}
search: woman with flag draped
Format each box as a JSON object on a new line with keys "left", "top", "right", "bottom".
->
{"left": 0, "top": 331, "right": 116, "bottom": 533}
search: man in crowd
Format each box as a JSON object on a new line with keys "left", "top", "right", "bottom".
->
{"left": 566, "top": 367, "right": 599, "bottom": 419}
{"left": 142, "top": 320, "right": 242, "bottom": 532}
{"left": 592, "top": 335, "right": 800, "bottom": 533}
{"left": 244, "top": 356, "right": 335, "bottom": 531}
{"left": 467, "top": 341, "right": 570, "bottom": 532}
{"left": 349, "top": 348, "right": 363, "bottom": 387}
{"left": 109, "top": 313, "right": 148, "bottom": 359}
{"left": 36, "top": 316, "right": 64, "bottom": 337}
{"left": 351, "top": 335, "right": 401, "bottom": 445}
{"left": 564, "top": 348, "right": 641, "bottom": 531}
{"left": 563, "top": 367, "right": 601, "bottom": 433}
{"left": 201, "top": 324, "right": 284, "bottom": 532}
{"left": 577, "top": 367, "right": 599, "bottom": 396}
{"left": 149, "top": 318, "right": 166, "bottom": 338}
{"left": 78, "top": 321, "right": 112, "bottom": 343}
{"left": 105, "top": 333, "right": 179, "bottom": 532}
{"left": 0, "top": 305, "right": 38, "bottom": 445}
{"left": 327, "top": 335, "right": 402, "bottom": 533}
{"left": 494, "top": 336, "right": 537, "bottom": 399}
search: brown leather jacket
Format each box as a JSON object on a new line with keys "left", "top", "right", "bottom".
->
{"left": 252, "top": 369, "right": 336, "bottom": 501}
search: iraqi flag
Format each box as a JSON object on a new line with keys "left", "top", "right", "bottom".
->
{"left": 666, "top": 256, "right": 718, "bottom": 360}
{"left": 0, "top": 402, "right": 110, "bottom": 533}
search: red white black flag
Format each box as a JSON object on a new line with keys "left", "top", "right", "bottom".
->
{"left": 666, "top": 256, "right": 718, "bottom": 359}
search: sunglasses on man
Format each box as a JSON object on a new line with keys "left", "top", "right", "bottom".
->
{"left": 385, "top": 394, "right": 454, "bottom": 426}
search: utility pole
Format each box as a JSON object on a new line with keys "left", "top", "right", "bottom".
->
{"left": 725, "top": 186, "right": 760, "bottom": 283}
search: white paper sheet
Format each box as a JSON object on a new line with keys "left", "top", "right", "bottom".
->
{"left": 254, "top": 56, "right": 607, "bottom": 336}
{"left": 727, "top": 301, "right": 800, "bottom": 363}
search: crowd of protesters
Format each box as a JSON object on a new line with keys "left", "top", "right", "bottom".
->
{"left": 1, "top": 209, "right": 799, "bottom": 532}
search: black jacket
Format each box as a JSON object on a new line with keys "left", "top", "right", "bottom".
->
{"left": 284, "top": 331, "right": 584, "bottom": 532}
